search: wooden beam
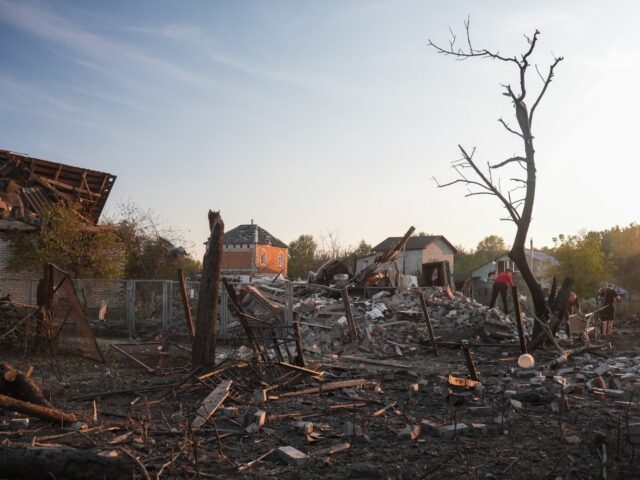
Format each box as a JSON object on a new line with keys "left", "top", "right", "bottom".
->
{"left": 192, "top": 380, "right": 232, "bottom": 430}
{"left": 178, "top": 269, "right": 195, "bottom": 337}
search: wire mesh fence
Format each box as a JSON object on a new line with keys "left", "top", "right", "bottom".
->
{"left": 0, "top": 276, "right": 207, "bottom": 338}
{"left": 0, "top": 275, "right": 270, "bottom": 339}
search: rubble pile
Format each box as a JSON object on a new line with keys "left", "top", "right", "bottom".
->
{"left": 291, "top": 285, "right": 534, "bottom": 356}
{"left": 3, "top": 273, "right": 640, "bottom": 479}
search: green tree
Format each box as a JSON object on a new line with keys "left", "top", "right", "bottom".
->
{"left": 551, "top": 233, "right": 611, "bottom": 297}
{"left": 111, "top": 201, "right": 200, "bottom": 279}
{"left": 474, "top": 235, "right": 506, "bottom": 266}
{"left": 453, "top": 245, "right": 477, "bottom": 277}
{"left": 288, "top": 234, "right": 318, "bottom": 280}
{"left": 9, "top": 204, "right": 122, "bottom": 278}
{"left": 353, "top": 240, "right": 372, "bottom": 257}
{"left": 607, "top": 223, "right": 640, "bottom": 291}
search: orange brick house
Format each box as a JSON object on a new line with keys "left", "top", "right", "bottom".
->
{"left": 221, "top": 222, "right": 288, "bottom": 276}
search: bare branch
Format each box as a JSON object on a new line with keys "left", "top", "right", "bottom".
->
{"left": 456, "top": 145, "right": 521, "bottom": 224}
{"left": 516, "top": 30, "right": 540, "bottom": 101}
{"left": 465, "top": 191, "right": 496, "bottom": 197}
{"left": 435, "top": 177, "right": 492, "bottom": 192}
{"left": 428, "top": 18, "right": 520, "bottom": 66}
{"left": 498, "top": 119, "right": 524, "bottom": 138}
{"left": 529, "top": 56, "right": 564, "bottom": 127}
{"left": 491, "top": 156, "right": 527, "bottom": 169}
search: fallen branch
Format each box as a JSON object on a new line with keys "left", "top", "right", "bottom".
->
{"left": 0, "top": 393, "right": 77, "bottom": 426}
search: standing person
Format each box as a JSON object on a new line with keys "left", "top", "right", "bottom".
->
{"left": 489, "top": 269, "right": 514, "bottom": 314}
{"left": 562, "top": 291, "right": 581, "bottom": 336}
{"left": 597, "top": 286, "right": 619, "bottom": 335}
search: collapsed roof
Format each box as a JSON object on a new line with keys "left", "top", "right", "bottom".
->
{"left": 0, "top": 149, "right": 116, "bottom": 228}
{"left": 224, "top": 224, "right": 288, "bottom": 248}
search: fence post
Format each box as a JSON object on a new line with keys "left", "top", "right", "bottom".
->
{"left": 161, "top": 281, "right": 168, "bottom": 329}
{"left": 126, "top": 280, "right": 135, "bottom": 338}
{"left": 220, "top": 284, "right": 228, "bottom": 339}
{"left": 284, "top": 280, "right": 293, "bottom": 326}
{"left": 28, "top": 279, "right": 34, "bottom": 305}
{"left": 168, "top": 281, "right": 174, "bottom": 326}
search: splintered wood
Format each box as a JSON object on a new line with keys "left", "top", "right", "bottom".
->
{"left": 278, "top": 379, "right": 377, "bottom": 398}
{"left": 192, "top": 380, "right": 232, "bottom": 430}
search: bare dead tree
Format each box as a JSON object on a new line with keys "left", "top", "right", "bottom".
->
{"left": 430, "top": 18, "right": 563, "bottom": 334}
{"left": 192, "top": 210, "right": 224, "bottom": 367}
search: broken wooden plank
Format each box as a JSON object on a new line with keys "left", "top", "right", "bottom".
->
{"left": 279, "top": 379, "right": 377, "bottom": 398}
{"left": 192, "top": 380, "right": 232, "bottom": 430}
{"left": 338, "top": 355, "right": 413, "bottom": 369}
{"left": 277, "top": 362, "right": 324, "bottom": 378}
{"left": 447, "top": 374, "right": 480, "bottom": 388}
{"left": 238, "top": 448, "right": 275, "bottom": 472}
{"left": 341, "top": 287, "right": 358, "bottom": 339}
{"left": 416, "top": 290, "right": 439, "bottom": 357}
{"left": 329, "top": 402, "right": 367, "bottom": 410}
{"left": 110, "top": 344, "right": 154, "bottom": 373}
{"left": 312, "top": 442, "right": 351, "bottom": 458}
{"left": 178, "top": 268, "right": 195, "bottom": 338}
{"left": 372, "top": 401, "right": 397, "bottom": 417}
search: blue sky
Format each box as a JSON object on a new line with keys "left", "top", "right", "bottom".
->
{"left": 1, "top": 1, "right": 639, "bottom": 257}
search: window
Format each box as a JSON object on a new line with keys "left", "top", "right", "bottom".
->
{"left": 278, "top": 254, "right": 284, "bottom": 267}
{"left": 261, "top": 253, "right": 267, "bottom": 265}
{"left": 497, "top": 259, "right": 519, "bottom": 273}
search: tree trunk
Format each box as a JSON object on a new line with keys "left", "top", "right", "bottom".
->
{"left": 0, "top": 446, "right": 135, "bottom": 480}
{"left": 192, "top": 210, "right": 224, "bottom": 368}
{"left": 508, "top": 104, "right": 549, "bottom": 337}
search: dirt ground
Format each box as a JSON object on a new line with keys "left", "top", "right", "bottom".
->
{"left": 2, "top": 316, "right": 640, "bottom": 480}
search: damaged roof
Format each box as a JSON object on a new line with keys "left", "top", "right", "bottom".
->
{"left": 372, "top": 235, "right": 457, "bottom": 254}
{"left": 0, "top": 149, "right": 116, "bottom": 226}
{"left": 224, "top": 224, "right": 287, "bottom": 248}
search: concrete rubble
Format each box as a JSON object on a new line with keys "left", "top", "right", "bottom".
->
{"left": 3, "top": 268, "right": 640, "bottom": 479}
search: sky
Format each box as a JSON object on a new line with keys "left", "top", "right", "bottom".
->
{"left": 1, "top": 0, "right": 639, "bottom": 258}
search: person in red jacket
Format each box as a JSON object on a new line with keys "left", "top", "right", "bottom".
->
{"left": 489, "top": 269, "right": 514, "bottom": 314}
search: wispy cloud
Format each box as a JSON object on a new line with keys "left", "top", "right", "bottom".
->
{"left": 207, "top": 50, "right": 370, "bottom": 102}
{"left": 119, "top": 13, "right": 369, "bottom": 102}
{"left": 0, "top": 1, "right": 217, "bottom": 90}
{"left": 0, "top": 75, "right": 108, "bottom": 131}
{"left": 123, "top": 23, "right": 208, "bottom": 42}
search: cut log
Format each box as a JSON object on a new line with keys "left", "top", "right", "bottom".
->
{"left": 0, "top": 445, "right": 135, "bottom": 480}
{"left": 0, "top": 393, "right": 77, "bottom": 426}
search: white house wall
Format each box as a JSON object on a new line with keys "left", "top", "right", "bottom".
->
{"left": 422, "top": 238, "right": 455, "bottom": 273}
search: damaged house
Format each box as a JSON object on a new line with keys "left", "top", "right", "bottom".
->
{"left": 0, "top": 149, "right": 116, "bottom": 288}
{"left": 221, "top": 222, "right": 288, "bottom": 276}
{"left": 356, "top": 235, "right": 457, "bottom": 286}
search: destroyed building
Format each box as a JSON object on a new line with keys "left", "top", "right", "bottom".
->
{"left": 221, "top": 221, "right": 288, "bottom": 276}
{"left": 356, "top": 235, "right": 457, "bottom": 277}
{"left": 0, "top": 149, "right": 116, "bottom": 287}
